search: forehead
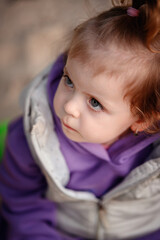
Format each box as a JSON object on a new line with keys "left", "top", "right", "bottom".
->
{"left": 66, "top": 55, "right": 125, "bottom": 87}
{"left": 68, "top": 45, "right": 135, "bottom": 85}
{"left": 68, "top": 42, "right": 146, "bottom": 83}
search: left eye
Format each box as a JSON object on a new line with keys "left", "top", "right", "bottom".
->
{"left": 63, "top": 75, "right": 74, "bottom": 88}
{"left": 89, "top": 98, "right": 103, "bottom": 111}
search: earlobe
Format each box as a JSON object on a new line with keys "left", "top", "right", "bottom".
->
{"left": 130, "top": 120, "right": 150, "bottom": 133}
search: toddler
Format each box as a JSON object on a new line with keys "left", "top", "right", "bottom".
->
{"left": 0, "top": 0, "right": 160, "bottom": 239}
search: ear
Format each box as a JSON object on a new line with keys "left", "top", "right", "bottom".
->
{"left": 130, "top": 120, "right": 151, "bottom": 133}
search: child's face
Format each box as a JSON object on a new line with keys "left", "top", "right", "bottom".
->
{"left": 54, "top": 57, "right": 137, "bottom": 146}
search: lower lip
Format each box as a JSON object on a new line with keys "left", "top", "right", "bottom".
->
{"left": 62, "top": 121, "right": 77, "bottom": 132}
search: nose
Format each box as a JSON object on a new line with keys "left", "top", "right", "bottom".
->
{"left": 64, "top": 96, "right": 80, "bottom": 118}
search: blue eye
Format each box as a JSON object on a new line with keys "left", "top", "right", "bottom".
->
{"left": 63, "top": 75, "right": 74, "bottom": 88}
{"left": 89, "top": 98, "right": 103, "bottom": 111}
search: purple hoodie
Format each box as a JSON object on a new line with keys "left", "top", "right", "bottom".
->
{"left": 0, "top": 55, "right": 160, "bottom": 239}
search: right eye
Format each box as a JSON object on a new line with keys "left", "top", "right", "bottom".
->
{"left": 63, "top": 75, "right": 74, "bottom": 88}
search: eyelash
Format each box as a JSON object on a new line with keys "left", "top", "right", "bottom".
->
{"left": 63, "top": 73, "right": 104, "bottom": 112}
{"left": 63, "top": 74, "right": 74, "bottom": 88}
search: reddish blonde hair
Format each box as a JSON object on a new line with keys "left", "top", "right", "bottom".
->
{"left": 66, "top": 0, "right": 160, "bottom": 133}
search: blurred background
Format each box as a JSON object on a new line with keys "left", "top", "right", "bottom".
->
{"left": 0, "top": 0, "right": 112, "bottom": 121}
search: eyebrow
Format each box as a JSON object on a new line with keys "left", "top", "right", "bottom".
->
{"left": 64, "top": 66, "right": 69, "bottom": 75}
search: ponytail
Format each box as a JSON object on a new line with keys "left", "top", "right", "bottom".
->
{"left": 112, "top": 0, "right": 160, "bottom": 51}
{"left": 133, "top": 0, "right": 160, "bottom": 51}
{"left": 143, "top": 0, "right": 160, "bottom": 51}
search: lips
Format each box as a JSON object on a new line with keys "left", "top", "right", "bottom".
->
{"left": 62, "top": 121, "right": 77, "bottom": 132}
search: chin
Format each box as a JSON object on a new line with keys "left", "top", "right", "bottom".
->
{"left": 66, "top": 135, "right": 84, "bottom": 143}
{"left": 62, "top": 130, "right": 82, "bottom": 142}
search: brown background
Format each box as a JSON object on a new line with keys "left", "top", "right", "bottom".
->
{"left": 0, "top": 0, "right": 112, "bottom": 121}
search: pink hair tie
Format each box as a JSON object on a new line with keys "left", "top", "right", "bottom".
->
{"left": 127, "top": 7, "right": 139, "bottom": 17}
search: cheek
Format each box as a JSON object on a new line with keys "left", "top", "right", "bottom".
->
{"left": 80, "top": 115, "right": 105, "bottom": 136}
{"left": 81, "top": 114, "right": 129, "bottom": 137}
{"left": 80, "top": 119, "right": 108, "bottom": 143}
{"left": 53, "top": 87, "right": 63, "bottom": 115}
